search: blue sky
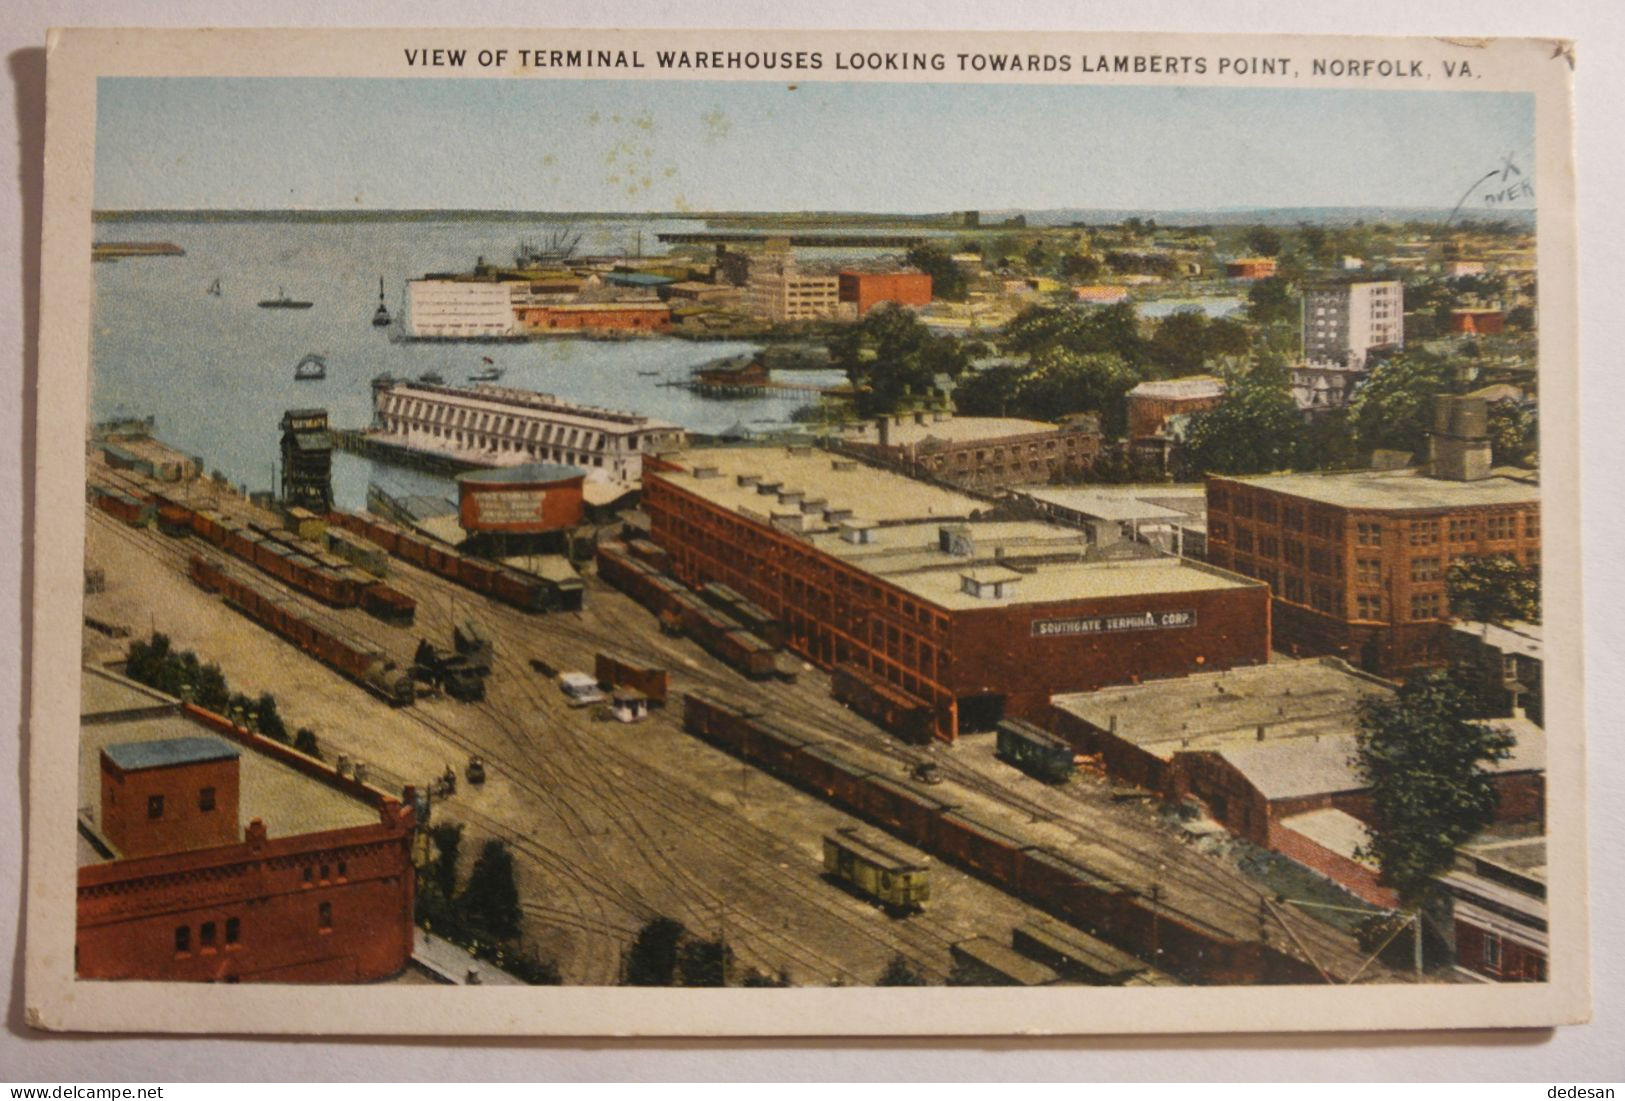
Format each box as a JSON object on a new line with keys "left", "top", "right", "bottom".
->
{"left": 95, "top": 77, "right": 1534, "bottom": 212}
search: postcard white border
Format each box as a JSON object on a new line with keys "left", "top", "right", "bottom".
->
{"left": 24, "top": 26, "right": 1590, "bottom": 1037}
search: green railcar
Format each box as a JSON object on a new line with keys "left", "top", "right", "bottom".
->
{"left": 822, "top": 826, "right": 930, "bottom": 913}
{"left": 995, "top": 717, "right": 1076, "bottom": 784}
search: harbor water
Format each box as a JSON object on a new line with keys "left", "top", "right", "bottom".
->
{"left": 89, "top": 215, "right": 847, "bottom": 510}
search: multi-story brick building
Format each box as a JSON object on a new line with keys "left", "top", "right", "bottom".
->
{"left": 835, "top": 412, "right": 1104, "bottom": 490}
{"left": 643, "top": 447, "right": 1271, "bottom": 741}
{"left": 76, "top": 668, "right": 416, "bottom": 983}
{"left": 837, "top": 270, "right": 933, "bottom": 316}
{"left": 1303, "top": 278, "right": 1404, "bottom": 368}
{"left": 1205, "top": 398, "right": 1540, "bottom": 676}
{"left": 1450, "top": 619, "right": 1543, "bottom": 725}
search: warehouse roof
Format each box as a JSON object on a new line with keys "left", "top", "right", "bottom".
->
{"left": 1452, "top": 620, "right": 1543, "bottom": 662}
{"left": 1051, "top": 658, "right": 1394, "bottom": 762}
{"left": 658, "top": 448, "right": 1254, "bottom": 611}
{"left": 841, "top": 414, "right": 1066, "bottom": 448}
{"left": 1277, "top": 808, "right": 1378, "bottom": 866}
{"left": 80, "top": 668, "right": 380, "bottom": 864}
{"left": 1216, "top": 467, "right": 1539, "bottom": 510}
{"left": 1016, "top": 484, "right": 1206, "bottom": 525}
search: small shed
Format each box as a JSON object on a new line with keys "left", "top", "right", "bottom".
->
{"left": 611, "top": 688, "right": 650, "bottom": 724}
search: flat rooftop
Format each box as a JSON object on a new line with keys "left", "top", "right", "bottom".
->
{"left": 1277, "top": 808, "right": 1378, "bottom": 866}
{"left": 1218, "top": 467, "right": 1539, "bottom": 511}
{"left": 1052, "top": 658, "right": 1394, "bottom": 762}
{"left": 1016, "top": 484, "right": 1207, "bottom": 526}
{"left": 659, "top": 448, "right": 1256, "bottom": 611}
{"left": 1452, "top": 620, "right": 1543, "bottom": 662}
{"left": 840, "top": 415, "right": 1062, "bottom": 448}
{"left": 79, "top": 668, "right": 380, "bottom": 865}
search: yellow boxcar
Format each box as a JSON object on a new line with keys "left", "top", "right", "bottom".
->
{"left": 822, "top": 826, "right": 930, "bottom": 912}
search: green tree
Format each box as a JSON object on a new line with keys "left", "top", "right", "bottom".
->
{"left": 1147, "top": 309, "right": 1212, "bottom": 376}
{"left": 904, "top": 242, "right": 966, "bottom": 301}
{"left": 462, "top": 839, "right": 522, "bottom": 939}
{"left": 876, "top": 954, "right": 928, "bottom": 986}
{"left": 1486, "top": 400, "right": 1538, "bottom": 468}
{"left": 1178, "top": 367, "right": 1307, "bottom": 476}
{"left": 255, "top": 692, "right": 289, "bottom": 742}
{"left": 677, "top": 937, "right": 734, "bottom": 987}
{"left": 830, "top": 304, "right": 968, "bottom": 418}
{"left": 1244, "top": 225, "right": 1284, "bottom": 257}
{"left": 293, "top": 727, "right": 322, "bottom": 760}
{"left": 1245, "top": 276, "right": 1298, "bottom": 328}
{"left": 1348, "top": 350, "right": 1453, "bottom": 458}
{"left": 1353, "top": 673, "right": 1517, "bottom": 905}
{"left": 1446, "top": 554, "right": 1541, "bottom": 625}
{"left": 427, "top": 822, "right": 464, "bottom": 899}
{"left": 625, "top": 917, "right": 686, "bottom": 986}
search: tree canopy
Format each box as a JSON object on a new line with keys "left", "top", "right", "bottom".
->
{"left": 1446, "top": 554, "right": 1541, "bottom": 625}
{"left": 1177, "top": 364, "right": 1307, "bottom": 477}
{"left": 1348, "top": 350, "right": 1454, "bottom": 458}
{"left": 1353, "top": 672, "right": 1517, "bottom": 906}
{"left": 829, "top": 304, "right": 969, "bottom": 418}
{"left": 904, "top": 242, "right": 966, "bottom": 301}
{"left": 461, "top": 839, "right": 522, "bottom": 939}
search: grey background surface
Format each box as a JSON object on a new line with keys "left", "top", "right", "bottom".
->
{"left": 2, "top": 0, "right": 1620, "bottom": 1082}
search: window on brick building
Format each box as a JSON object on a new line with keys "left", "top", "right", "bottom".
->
{"left": 1356, "top": 558, "right": 1381, "bottom": 584}
{"left": 1234, "top": 527, "right": 1253, "bottom": 553}
{"left": 1449, "top": 517, "right": 1479, "bottom": 543}
{"left": 1411, "top": 592, "right": 1443, "bottom": 620}
{"left": 226, "top": 918, "right": 240, "bottom": 945}
{"left": 1356, "top": 521, "right": 1383, "bottom": 547}
{"left": 1308, "top": 512, "right": 1332, "bottom": 539}
{"left": 1311, "top": 585, "right": 1335, "bottom": 613}
{"left": 147, "top": 794, "right": 164, "bottom": 820}
{"left": 199, "top": 787, "right": 215, "bottom": 813}
{"left": 1233, "top": 496, "right": 1253, "bottom": 518}
{"left": 1283, "top": 575, "right": 1305, "bottom": 603}
{"left": 1257, "top": 500, "right": 1277, "bottom": 524}
{"left": 1284, "top": 539, "right": 1304, "bottom": 567}
{"left": 174, "top": 926, "right": 190, "bottom": 954}
{"left": 1210, "top": 520, "right": 1228, "bottom": 541}
{"left": 1410, "top": 519, "right": 1440, "bottom": 546}
{"left": 318, "top": 902, "right": 333, "bottom": 931}
{"left": 1524, "top": 513, "right": 1540, "bottom": 539}
{"left": 200, "top": 921, "right": 216, "bottom": 949}
{"left": 1357, "top": 594, "right": 1383, "bottom": 621}
{"left": 1259, "top": 536, "right": 1279, "bottom": 559}
{"left": 1284, "top": 507, "right": 1304, "bottom": 532}
{"left": 1482, "top": 933, "right": 1502, "bottom": 970}
{"left": 1309, "top": 548, "right": 1332, "bottom": 576}
{"left": 1487, "top": 514, "right": 1515, "bottom": 540}
{"left": 1412, "top": 557, "right": 1442, "bottom": 582}
{"left": 1209, "top": 488, "right": 1228, "bottom": 510}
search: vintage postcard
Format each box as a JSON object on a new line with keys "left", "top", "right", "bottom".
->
{"left": 25, "top": 27, "right": 1586, "bottom": 1034}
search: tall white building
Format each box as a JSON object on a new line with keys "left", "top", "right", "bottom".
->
{"left": 1303, "top": 279, "right": 1404, "bottom": 368}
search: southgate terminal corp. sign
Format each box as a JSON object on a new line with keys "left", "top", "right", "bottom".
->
{"left": 1032, "top": 609, "right": 1197, "bottom": 638}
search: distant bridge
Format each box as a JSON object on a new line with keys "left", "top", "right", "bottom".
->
{"left": 657, "top": 231, "right": 928, "bottom": 249}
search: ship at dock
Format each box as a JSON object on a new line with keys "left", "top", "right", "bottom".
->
{"left": 259, "top": 287, "right": 314, "bottom": 309}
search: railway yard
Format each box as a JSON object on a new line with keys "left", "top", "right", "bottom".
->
{"left": 81, "top": 458, "right": 1398, "bottom": 987}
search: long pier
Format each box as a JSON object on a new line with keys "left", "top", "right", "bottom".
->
{"left": 657, "top": 231, "right": 928, "bottom": 249}
{"left": 330, "top": 428, "right": 496, "bottom": 477}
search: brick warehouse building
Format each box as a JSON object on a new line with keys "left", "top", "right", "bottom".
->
{"left": 837, "top": 270, "right": 933, "bottom": 316}
{"left": 1205, "top": 398, "right": 1539, "bottom": 677}
{"left": 643, "top": 447, "right": 1271, "bottom": 741}
{"left": 77, "top": 668, "right": 416, "bottom": 983}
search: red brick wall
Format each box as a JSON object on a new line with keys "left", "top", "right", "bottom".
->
{"left": 77, "top": 813, "right": 415, "bottom": 983}
{"left": 1454, "top": 919, "right": 1547, "bottom": 982}
{"left": 1267, "top": 819, "right": 1399, "bottom": 908}
{"left": 101, "top": 755, "right": 240, "bottom": 859}
{"left": 838, "top": 271, "right": 932, "bottom": 314}
{"left": 646, "top": 472, "right": 1269, "bottom": 741}
{"left": 1206, "top": 475, "right": 1540, "bottom": 677}
{"left": 519, "top": 305, "right": 672, "bottom": 331}
{"left": 1127, "top": 394, "right": 1223, "bottom": 440}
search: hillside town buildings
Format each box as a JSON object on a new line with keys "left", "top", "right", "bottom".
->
{"left": 1303, "top": 278, "right": 1405, "bottom": 369}
{"left": 834, "top": 411, "right": 1104, "bottom": 491}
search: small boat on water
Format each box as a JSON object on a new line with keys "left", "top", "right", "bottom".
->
{"left": 260, "top": 287, "right": 313, "bottom": 310}
{"left": 469, "top": 355, "right": 503, "bottom": 382}
{"left": 636, "top": 369, "right": 661, "bottom": 377}
{"left": 207, "top": 278, "right": 222, "bottom": 297}
{"left": 372, "top": 277, "right": 392, "bottom": 327}
{"left": 418, "top": 370, "right": 446, "bottom": 385}
{"left": 294, "top": 353, "right": 328, "bottom": 381}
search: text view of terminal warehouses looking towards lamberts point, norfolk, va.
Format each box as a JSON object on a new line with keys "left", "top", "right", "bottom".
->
{"left": 77, "top": 74, "right": 1546, "bottom": 993}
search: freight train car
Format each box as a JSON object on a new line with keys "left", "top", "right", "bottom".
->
{"left": 677, "top": 690, "right": 1328, "bottom": 987}
{"left": 822, "top": 826, "right": 930, "bottom": 913}
{"left": 594, "top": 651, "right": 669, "bottom": 706}
{"left": 996, "top": 717, "right": 1077, "bottom": 784}
{"left": 831, "top": 664, "right": 934, "bottom": 745}
{"left": 188, "top": 554, "right": 414, "bottom": 706}
{"left": 361, "top": 583, "right": 417, "bottom": 627}
{"left": 326, "top": 509, "right": 559, "bottom": 613}
{"left": 325, "top": 527, "right": 390, "bottom": 577}
{"left": 89, "top": 486, "right": 153, "bottom": 527}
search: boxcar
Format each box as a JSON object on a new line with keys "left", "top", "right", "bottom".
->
{"left": 822, "top": 827, "right": 930, "bottom": 913}
{"left": 595, "top": 651, "right": 669, "bottom": 706}
{"left": 831, "top": 664, "right": 934, "bottom": 745}
{"left": 859, "top": 776, "right": 955, "bottom": 849}
{"left": 935, "top": 810, "right": 1031, "bottom": 886}
{"left": 996, "top": 717, "right": 1076, "bottom": 784}
{"left": 797, "top": 745, "right": 874, "bottom": 806}
{"left": 361, "top": 583, "right": 417, "bottom": 627}
{"left": 155, "top": 502, "right": 193, "bottom": 537}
